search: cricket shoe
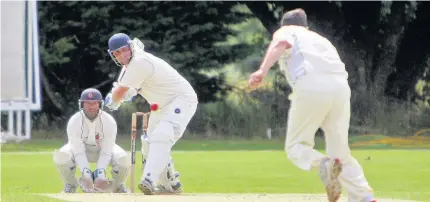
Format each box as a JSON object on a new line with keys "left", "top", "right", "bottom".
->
{"left": 61, "top": 184, "right": 77, "bottom": 193}
{"left": 138, "top": 178, "right": 155, "bottom": 195}
{"left": 155, "top": 182, "right": 182, "bottom": 195}
{"left": 319, "top": 157, "right": 342, "bottom": 202}
{"left": 155, "top": 171, "right": 183, "bottom": 194}
{"left": 360, "top": 196, "right": 377, "bottom": 202}
{"left": 114, "top": 183, "right": 130, "bottom": 193}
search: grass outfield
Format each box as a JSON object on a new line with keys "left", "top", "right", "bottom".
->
{"left": 1, "top": 137, "right": 430, "bottom": 202}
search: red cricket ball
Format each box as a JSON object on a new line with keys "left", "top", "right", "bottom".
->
{"left": 150, "top": 103, "right": 158, "bottom": 111}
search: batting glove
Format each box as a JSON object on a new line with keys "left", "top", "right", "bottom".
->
{"left": 104, "top": 93, "right": 121, "bottom": 111}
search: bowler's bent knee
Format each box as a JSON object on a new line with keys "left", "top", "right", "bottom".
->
{"left": 284, "top": 144, "right": 306, "bottom": 168}
{"left": 285, "top": 143, "right": 325, "bottom": 171}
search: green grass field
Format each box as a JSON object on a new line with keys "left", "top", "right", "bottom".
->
{"left": 1, "top": 136, "right": 430, "bottom": 202}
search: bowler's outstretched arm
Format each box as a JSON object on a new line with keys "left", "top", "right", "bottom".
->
{"left": 258, "top": 36, "right": 291, "bottom": 75}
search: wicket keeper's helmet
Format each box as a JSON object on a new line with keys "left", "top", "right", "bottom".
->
{"left": 107, "top": 33, "right": 132, "bottom": 66}
{"left": 78, "top": 88, "right": 104, "bottom": 110}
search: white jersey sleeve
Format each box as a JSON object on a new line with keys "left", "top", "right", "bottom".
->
{"left": 120, "top": 51, "right": 198, "bottom": 107}
{"left": 273, "top": 26, "right": 296, "bottom": 47}
{"left": 118, "top": 57, "right": 155, "bottom": 89}
{"left": 96, "top": 113, "right": 118, "bottom": 170}
{"left": 66, "top": 114, "right": 90, "bottom": 172}
{"left": 276, "top": 25, "right": 347, "bottom": 85}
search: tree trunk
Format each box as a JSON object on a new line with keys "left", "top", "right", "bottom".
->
{"left": 40, "top": 66, "right": 64, "bottom": 112}
{"left": 370, "top": 1, "right": 407, "bottom": 96}
{"left": 391, "top": 2, "right": 430, "bottom": 101}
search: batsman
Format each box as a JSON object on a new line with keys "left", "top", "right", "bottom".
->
{"left": 53, "top": 88, "right": 130, "bottom": 193}
{"left": 104, "top": 33, "right": 198, "bottom": 195}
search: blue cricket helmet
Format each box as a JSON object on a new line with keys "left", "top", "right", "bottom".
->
{"left": 107, "top": 33, "right": 132, "bottom": 66}
{"left": 80, "top": 88, "right": 103, "bottom": 101}
{"left": 108, "top": 33, "right": 132, "bottom": 51}
{"left": 79, "top": 88, "right": 104, "bottom": 109}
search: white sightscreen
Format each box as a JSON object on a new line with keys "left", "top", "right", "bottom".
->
{"left": 1, "top": 1, "right": 41, "bottom": 141}
{"left": 1, "top": 1, "right": 27, "bottom": 101}
{"left": 1, "top": 0, "right": 41, "bottom": 111}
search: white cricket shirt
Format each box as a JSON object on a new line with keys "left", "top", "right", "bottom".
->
{"left": 274, "top": 26, "right": 348, "bottom": 86}
{"left": 66, "top": 110, "right": 117, "bottom": 171}
{"left": 117, "top": 51, "right": 198, "bottom": 108}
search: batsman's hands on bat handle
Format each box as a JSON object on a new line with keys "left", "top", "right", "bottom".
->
{"left": 110, "top": 82, "right": 137, "bottom": 103}
{"left": 248, "top": 69, "right": 266, "bottom": 90}
{"left": 79, "top": 168, "right": 95, "bottom": 193}
{"left": 123, "top": 88, "right": 138, "bottom": 102}
{"left": 112, "top": 81, "right": 119, "bottom": 88}
{"left": 93, "top": 168, "right": 113, "bottom": 193}
{"left": 104, "top": 93, "right": 121, "bottom": 111}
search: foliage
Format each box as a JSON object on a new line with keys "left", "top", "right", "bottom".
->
{"left": 415, "top": 57, "right": 430, "bottom": 107}
{"left": 246, "top": 1, "right": 430, "bottom": 100}
{"left": 36, "top": 1, "right": 253, "bottom": 125}
{"left": 25, "top": 2, "right": 430, "bottom": 138}
{"left": 238, "top": 1, "right": 430, "bottom": 137}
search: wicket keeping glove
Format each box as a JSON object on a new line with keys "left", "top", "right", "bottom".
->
{"left": 93, "top": 168, "right": 113, "bottom": 193}
{"left": 79, "top": 168, "right": 95, "bottom": 193}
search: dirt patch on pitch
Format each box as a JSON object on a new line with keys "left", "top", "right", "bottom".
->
{"left": 41, "top": 193, "right": 420, "bottom": 202}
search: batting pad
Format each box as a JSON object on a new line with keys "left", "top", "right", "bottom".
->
{"left": 141, "top": 133, "right": 150, "bottom": 160}
{"left": 157, "top": 157, "right": 181, "bottom": 191}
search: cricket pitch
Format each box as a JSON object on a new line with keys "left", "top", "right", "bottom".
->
{"left": 40, "top": 193, "right": 420, "bottom": 202}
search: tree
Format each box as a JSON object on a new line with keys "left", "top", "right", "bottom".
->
{"left": 244, "top": 1, "right": 430, "bottom": 100}
{"left": 390, "top": 2, "right": 430, "bottom": 100}
{"left": 36, "top": 1, "right": 253, "bottom": 124}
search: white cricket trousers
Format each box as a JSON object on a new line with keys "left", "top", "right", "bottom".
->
{"left": 147, "top": 99, "right": 198, "bottom": 144}
{"left": 285, "top": 74, "right": 374, "bottom": 202}
{"left": 53, "top": 143, "right": 130, "bottom": 190}
{"left": 57, "top": 143, "right": 128, "bottom": 165}
{"left": 141, "top": 95, "right": 198, "bottom": 185}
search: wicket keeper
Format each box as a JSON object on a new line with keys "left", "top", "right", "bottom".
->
{"left": 53, "top": 88, "right": 130, "bottom": 193}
